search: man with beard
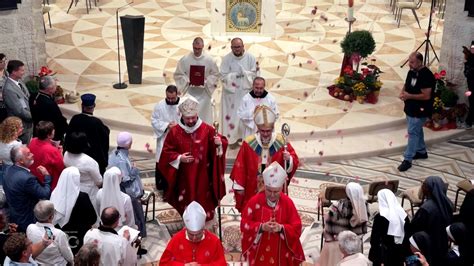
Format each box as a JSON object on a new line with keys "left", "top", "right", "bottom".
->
{"left": 151, "top": 85, "right": 180, "bottom": 190}
{"left": 238, "top": 76, "right": 279, "bottom": 140}
{"left": 3, "top": 145, "right": 52, "bottom": 232}
{"left": 230, "top": 105, "right": 299, "bottom": 212}
{"left": 220, "top": 37, "right": 258, "bottom": 146}
{"left": 158, "top": 95, "right": 228, "bottom": 222}
{"left": 174, "top": 37, "right": 219, "bottom": 124}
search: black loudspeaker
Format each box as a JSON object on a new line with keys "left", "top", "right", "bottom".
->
{"left": 120, "top": 15, "right": 145, "bottom": 84}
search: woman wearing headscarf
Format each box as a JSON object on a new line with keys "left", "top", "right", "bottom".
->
{"left": 369, "top": 189, "right": 409, "bottom": 266}
{"left": 50, "top": 167, "right": 97, "bottom": 254}
{"left": 318, "top": 182, "right": 369, "bottom": 266}
{"left": 458, "top": 189, "right": 474, "bottom": 265}
{"left": 407, "top": 231, "right": 431, "bottom": 266}
{"left": 96, "top": 167, "right": 135, "bottom": 228}
{"left": 445, "top": 222, "right": 470, "bottom": 266}
{"left": 407, "top": 176, "right": 453, "bottom": 266}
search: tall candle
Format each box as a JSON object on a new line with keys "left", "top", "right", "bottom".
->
{"left": 348, "top": 0, "right": 354, "bottom": 21}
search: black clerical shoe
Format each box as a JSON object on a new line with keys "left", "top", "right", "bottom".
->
{"left": 137, "top": 248, "right": 148, "bottom": 256}
{"left": 413, "top": 152, "right": 428, "bottom": 160}
{"left": 397, "top": 160, "right": 412, "bottom": 172}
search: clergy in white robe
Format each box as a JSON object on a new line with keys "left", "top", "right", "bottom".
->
{"left": 220, "top": 38, "right": 258, "bottom": 145}
{"left": 174, "top": 37, "right": 219, "bottom": 124}
{"left": 151, "top": 85, "right": 180, "bottom": 190}
{"left": 237, "top": 77, "right": 279, "bottom": 139}
{"left": 84, "top": 207, "right": 137, "bottom": 266}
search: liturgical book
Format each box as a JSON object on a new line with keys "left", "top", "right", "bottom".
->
{"left": 189, "top": 65, "right": 205, "bottom": 86}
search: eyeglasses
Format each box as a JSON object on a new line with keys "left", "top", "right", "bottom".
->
{"left": 231, "top": 46, "right": 242, "bottom": 48}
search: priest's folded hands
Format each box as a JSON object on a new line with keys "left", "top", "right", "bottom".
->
{"left": 262, "top": 221, "right": 283, "bottom": 233}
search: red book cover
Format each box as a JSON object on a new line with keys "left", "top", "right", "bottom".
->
{"left": 189, "top": 65, "right": 205, "bottom": 86}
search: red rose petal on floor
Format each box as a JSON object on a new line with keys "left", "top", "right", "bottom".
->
{"left": 208, "top": 45, "right": 212, "bottom": 50}
{"left": 318, "top": 151, "right": 324, "bottom": 156}
{"left": 304, "top": 91, "right": 309, "bottom": 97}
{"left": 225, "top": 115, "right": 231, "bottom": 121}
{"left": 299, "top": 63, "right": 303, "bottom": 67}
{"left": 214, "top": 8, "right": 219, "bottom": 12}
{"left": 309, "top": 131, "right": 314, "bottom": 136}
{"left": 277, "top": 65, "right": 280, "bottom": 70}
{"left": 337, "top": 130, "right": 342, "bottom": 135}
{"left": 162, "top": 73, "right": 167, "bottom": 77}
{"left": 291, "top": 53, "right": 296, "bottom": 59}
{"left": 389, "top": 141, "right": 393, "bottom": 146}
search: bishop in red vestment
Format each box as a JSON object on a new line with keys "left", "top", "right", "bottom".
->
{"left": 159, "top": 96, "right": 228, "bottom": 220}
{"left": 160, "top": 201, "right": 227, "bottom": 265}
{"left": 231, "top": 105, "right": 299, "bottom": 212}
{"left": 241, "top": 162, "right": 305, "bottom": 265}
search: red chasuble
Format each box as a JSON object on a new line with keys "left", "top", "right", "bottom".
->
{"left": 230, "top": 133, "right": 299, "bottom": 212}
{"left": 159, "top": 229, "right": 226, "bottom": 265}
{"left": 158, "top": 122, "right": 228, "bottom": 220}
{"left": 241, "top": 192, "right": 305, "bottom": 265}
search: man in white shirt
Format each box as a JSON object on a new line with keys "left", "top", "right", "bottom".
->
{"left": 151, "top": 85, "right": 180, "bottom": 190}
{"left": 84, "top": 207, "right": 137, "bottom": 266}
{"left": 237, "top": 76, "right": 279, "bottom": 139}
{"left": 220, "top": 38, "right": 258, "bottom": 145}
{"left": 174, "top": 37, "right": 219, "bottom": 124}
{"left": 337, "top": 230, "right": 370, "bottom": 266}
{"left": 26, "top": 200, "right": 74, "bottom": 265}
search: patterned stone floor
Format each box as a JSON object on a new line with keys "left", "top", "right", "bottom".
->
{"left": 134, "top": 131, "right": 474, "bottom": 265}
{"left": 42, "top": 0, "right": 457, "bottom": 162}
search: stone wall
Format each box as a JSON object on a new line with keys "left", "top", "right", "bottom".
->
{"left": 0, "top": 0, "right": 46, "bottom": 76}
{"left": 440, "top": 0, "right": 474, "bottom": 102}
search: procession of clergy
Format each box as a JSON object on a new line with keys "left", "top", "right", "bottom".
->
{"left": 154, "top": 36, "right": 306, "bottom": 265}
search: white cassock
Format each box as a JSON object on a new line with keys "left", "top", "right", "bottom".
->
{"left": 84, "top": 228, "right": 137, "bottom": 266}
{"left": 237, "top": 91, "right": 279, "bottom": 139}
{"left": 220, "top": 52, "right": 257, "bottom": 144}
{"left": 151, "top": 99, "right": 180, "bottom": 162}
{"left": 174, "top": 53, "right": 219, "bottom": 124}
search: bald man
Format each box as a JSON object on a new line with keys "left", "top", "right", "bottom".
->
{"left": 398, "top": 52, "right": 435, "bottom": 172}
{"left": 220, "top": 38, "right": 258, "bottom": 145}
{"left": 174, "top": 37, "right": 219, "bottom": 124}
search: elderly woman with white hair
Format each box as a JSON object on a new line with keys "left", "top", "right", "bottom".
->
{"left": 108, "top": 132, "right": 146, "bottom": 237}
{"left": 337, "top": 230, "right": 369, "bottom": 266}
{"left": 318, "top": 182, "right": 369, "bottom": 266}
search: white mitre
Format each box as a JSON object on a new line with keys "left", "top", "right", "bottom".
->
{"left": 178, "top": 95, "right": 199, "bottom": 117}
{"left": 263, "top": 161, "right": 287, "bottom": 188}
{"left": 254, "top": 105, "right": 276, "bottom": 128}
{"left": 183, "top": 201, "right": 206, "bottom": 231}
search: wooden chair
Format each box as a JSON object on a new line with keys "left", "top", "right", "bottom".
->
{"left": 401, "top": 180, "right": 449, "bottom": 216}
{"left": 317, "top": 184, "right": 347, "bottom": 221}
{"left": 396, "top": 0, "right": 423, "bottom": 28}
{"left": 67, "top": 0, "right": 94, "bottom": 14}
{"left": 42, "top": 0, "right": 51, "bottom": 34}
{"left": 454, "top": 179, "right": 473, "bottom": 211}
{"left": 141, "top": 190, "right": 156, "bottom": 222}
{"left": 366, "top": 180, "right": 399, "bottom": 204}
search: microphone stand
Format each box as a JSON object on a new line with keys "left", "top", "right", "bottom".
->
{"left": 113, "top": 1, "right": 133, "bottom": 89}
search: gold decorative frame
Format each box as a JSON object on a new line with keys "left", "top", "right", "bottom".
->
{"left": 226, "top": 0, "right": 262, "bottom": 33}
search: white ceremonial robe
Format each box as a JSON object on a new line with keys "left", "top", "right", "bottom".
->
{"left": 174, "top": 53, "right": 219, "bottom": 124}
{"left": 84, "top": 228, "right": 137, "bottom": 266}
{"left": 220, "top": 52, "right": 257, "bottom": 144}
{"left": 151, "top": 99, "right": 180, "bottom": 162}
{"left": 237, "top": 91, "right": 279, "bottom": 139}
{"left": 96, "top": 189, "right": 136, "bottom": 228}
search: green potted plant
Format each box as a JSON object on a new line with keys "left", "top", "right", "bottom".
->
{"left": 340, "top": 30, "right": 376, "bottom": 58}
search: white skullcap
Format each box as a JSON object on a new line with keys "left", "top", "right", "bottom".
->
{"left": 178, "top": 95, "right": 199, "bottom": 117}
{"left": 117, "top": 132, "right": 132, "bottom": 147}
{"left": 254, "top": 105, "right": 276, "bottom": 128}
{"left": 263, "top": 161, "right": 287, "bottom": 188}
{"left": 183, "top": 201, "right": 206, "bottom": 231}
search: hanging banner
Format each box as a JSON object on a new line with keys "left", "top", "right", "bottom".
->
{"left": 226, "top": 0, "right": 262, "bottom": 32}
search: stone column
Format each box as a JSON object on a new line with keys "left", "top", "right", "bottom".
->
{"left": 0, "top": 0, "right": 46, "bottom": 75}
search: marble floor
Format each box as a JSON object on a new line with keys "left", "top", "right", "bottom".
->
{"left": 133, "top": 132, "right": 474, "bottom": 265}
{"left": 43, "top": 0, "right": 457, "bottom": 162}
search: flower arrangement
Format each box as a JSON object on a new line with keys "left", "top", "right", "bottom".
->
{"left": 329, "top": 60, "right": 383, "bottom": 104}
{"left": 25, "top": 66, "right": 65, "bottom": 104}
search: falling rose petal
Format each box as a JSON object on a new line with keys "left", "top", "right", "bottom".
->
{"left": 179, "top": 244, "right": 184, "bottom": 250}
{"left": 247, "top": 207, "right": 253, "bottom": 215}
{"left": 178, "top": 195, "right": 184, "bottom": 201}
{"left": 307, "top": 59, "right": 313, "bottom": 64}
{"left": 244, "top": 223, "right": 250, "bottom": 230}
{"left": 343, "top": 108, "right": 348, "bottom": 112}
{"left": 162, "top": 73, "right": 167, "bottom": 77}
{"left": 208, "top": 45, "right": 212, "bottom": 51}
{"left": 336, "top": 130, "right": 342, "bottom": 135}
{"left": 389, "top": 141, "right": 393, "bottom": 146}
{"left": 231, "top": 82, "right": 237, "bottom": 87}
{"left": 466, "top": 91, "right": 472, "bottom": 97}
{"left": 276, "top": 84, "right": 281, "bottom": 88}
{"left": 280, "top": 234, "right": 285, "bottom": 240}
{"left": 277, "top": 65, "right": 280, "bottom": 71}
{"left": 205, "top": 251, "right": 210, "bottom": 257}
{"left": 311, "top": 9, "right": 317, "bottom": 15}
{"left": 229, "top": 123, "right": 235, "bottom": 130}
{"left": 309, "top": 130, "right": 314, "bottom": 136}
{"left": 214, "top": 8, "right": 219, "bottom": 12}
{"left": 299, "top": 63, "right": 303, "bottom": 67}
{"left": 291, "top": 53, "right": 296, "bottom": 59}
{"left": 318, "top": 151, "right": 324, "bottom": 156}
{"left": 225, "top": 115, "right": 231, "bottom": 121}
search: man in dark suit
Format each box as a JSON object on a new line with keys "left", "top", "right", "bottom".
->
{"left": 66, "top": 94, "right": 110, "bottom": 174}
{"left": 30, "top": 75, "right": 68, "bottom": 143}
{"left": 3, "top": 145, "right": 52, "bottom": 232}
{"left": 2, "top": 60, "right": 32, "bottom": 144}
